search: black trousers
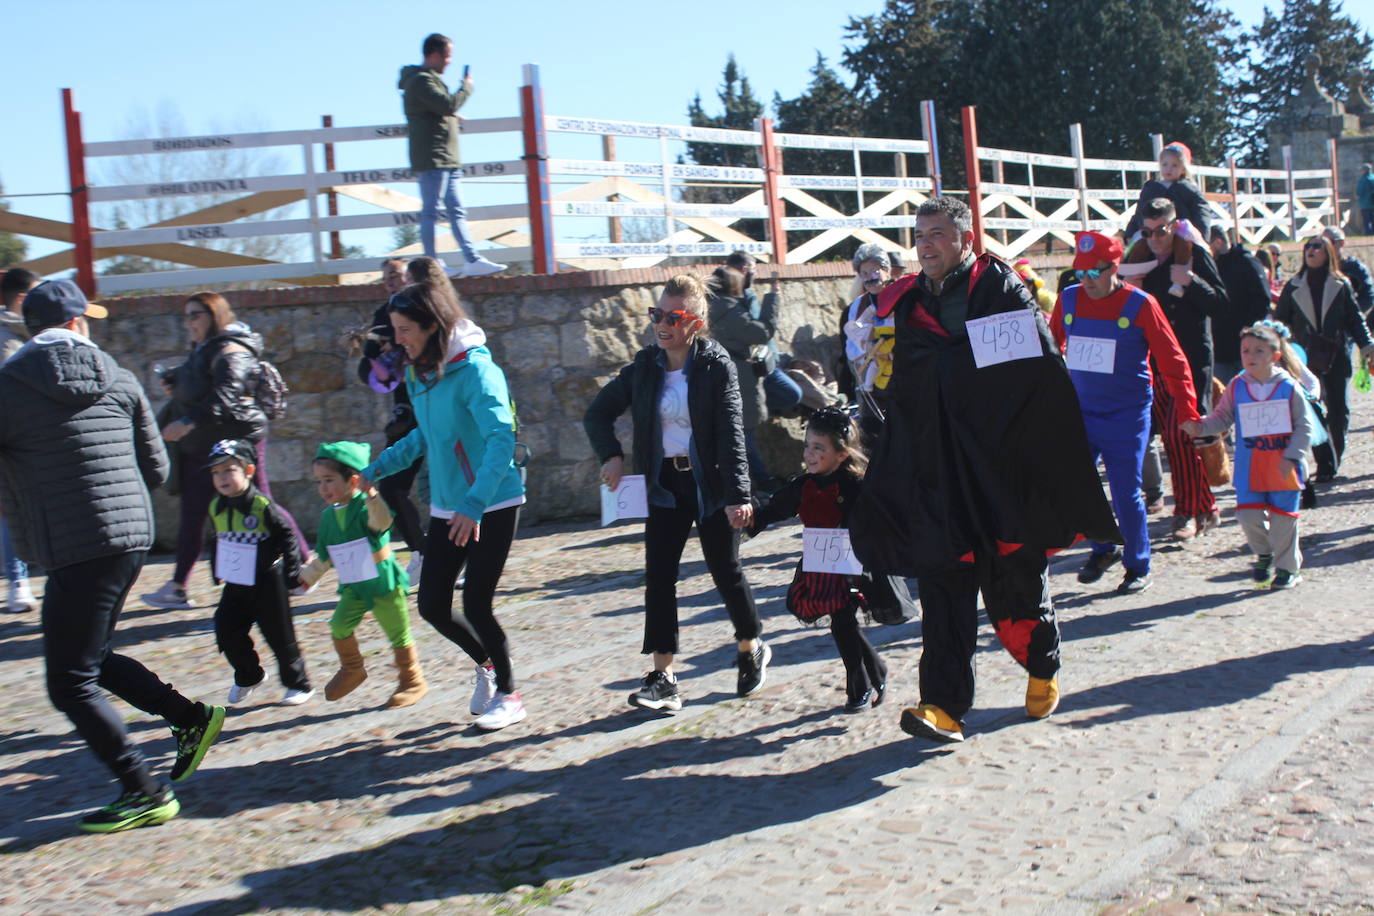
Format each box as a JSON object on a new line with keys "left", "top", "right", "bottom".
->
{"left": 1314, "top": 369, "right": 1350, "bottom": 476}
{"left": 831, "top": 604, "right": 886, "bottom": 702}
{"left": 214, "top": 566, "right": 310, "bottom": 691}
{"left": 643, "top": 462, "right": 761, "bottom": 655}
{"left": 917, "top": 547, "right": 1059, "bottom": 722}
{"left": 377, "top": 454, "right": 426, "bottom": 553}
{"left": 42, "top": 551, "right": 198, "bottom": 795}
{"left": 417, "top": 507, "right": 519, "bottom": 694}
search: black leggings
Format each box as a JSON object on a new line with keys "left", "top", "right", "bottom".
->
{"left": 643, "top": 463, "right": 761, "bottom": 655}
{"left": 417, "top": 507, "right": 519, "bottom": 693}
{"left": 831, "top": 604, "right": 886, "bottom": 702}
{"left": 377, "top": 454, "right": 426, "bottom": 553}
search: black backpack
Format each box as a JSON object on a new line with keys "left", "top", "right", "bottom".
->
{"left": 253, "top": 360, "right": 288, "bottom": 421}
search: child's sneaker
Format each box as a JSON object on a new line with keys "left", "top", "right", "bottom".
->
{"left": 142, "top": 581, "right": 190, "bottom": 610}
{"left": 899, "top": 703, "right": 964, "bottom": 743}
{"left": 1251, "top": 554, "right": 1274, "bottom": 586}
{"left": 7, "top": 578, "right": 35, "bottom": 612}
{"left": 475, "top": 692, "right": 526, "bottom": 731}
{"left": 736, "top": 641, "right": 772, "bottom": 697}
{"left": 227, "top": 678, "right": 262, "bottom": 705}
{"left": 469, "top": 664, "right": 497, "bottom": 715}
{"left": 78, "top": 785, "right": 179, "bottom": 834}
{"left": 280, "top": 687, "right": 314, "bottom": 706}
{"left": 170, "top": 703, "right": 226, "bottom": 782}
{"left": 1270, "top": 569, "right": 1302, "bottom": 590}
{"left": 629, "top": 670, "right": 682, "bottom": 712}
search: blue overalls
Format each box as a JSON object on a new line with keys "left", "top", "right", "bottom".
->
{"left": 1062, "top": 287, "right": 1153, "bottom": 574}
{"left": 1232, "top": 377, "right": 1303, "bottom": 516}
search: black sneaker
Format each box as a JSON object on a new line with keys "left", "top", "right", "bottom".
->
{"left": 78, "top": 786, "right": 179, "bottom": 834}
{"left": 1077, "top": 548, "right": 1123, "bottom": 584}
{"left": 1270, "top": 569, "right": 1302, "bottom": 590}
{"left": 170, "top": 703, "right": 226, "bottom": 782}
{"left": 628, "top": 670, "right": 682, "bottom": 713}
{"left": 736, "top": 641, "right": 772, "bottom": 697}
{"left": 1116, "top": 570, "right": 1151, "bottom": 594}
{"left": 1251, "top": 554, "right": 1274, "bottom": 585}
{"left": 844, "top": 689, "right": 874, "bottom": 714}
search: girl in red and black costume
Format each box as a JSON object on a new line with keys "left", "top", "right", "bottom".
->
{"left": 751, "top": 406, "right": 906, "bottom": 713}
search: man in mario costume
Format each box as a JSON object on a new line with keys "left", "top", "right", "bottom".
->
{"left": 1050, "top": 231, "right": 1200, "bottom": 594}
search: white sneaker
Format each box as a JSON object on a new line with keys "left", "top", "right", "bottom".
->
{"left": 142, "top": 581, "right": 191, "bottom": 610}
{"left": 475, "top": 692, "right": 526, "bottom": 731}
{"left": 7, "top": 579, "right": 35, "bottom": 612}
{"left": 281, "top": 687, "right": 314, "bottom": 706}
{"left": 227, "top": 681, "right": 261, "bottom": 705}
{"left": 462, "top": 257, "right": 507, "bottom": 278}
{"left": 405, "top": 552, "right": 424, "bottom": 581}
{"left": 469, "top": 664, "right": 497, "bottom": 715}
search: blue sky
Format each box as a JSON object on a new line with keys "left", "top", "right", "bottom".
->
{"left": 3, "top": 0, "right": 1367, "bottom": 266}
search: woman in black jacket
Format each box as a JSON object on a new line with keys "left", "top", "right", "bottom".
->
{"left": 584, "top": 274, "right": 768, "bottom": 713}
{"left": 1273, "top": 236, "right": 1374, "bottom": 481}
{"left": 143, "top": 292, "right": 306, "bottom": 609}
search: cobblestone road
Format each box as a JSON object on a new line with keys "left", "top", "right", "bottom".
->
{"left": 2, "top": 403, "right": 1372, "bottom": 916}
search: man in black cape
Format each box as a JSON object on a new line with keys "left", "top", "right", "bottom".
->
{"left": 850, "top": 197, "right": 1120, "bottom": 743}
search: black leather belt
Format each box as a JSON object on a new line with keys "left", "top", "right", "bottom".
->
{"left": 665, "top": 455, "right": 692, "bottom": 471}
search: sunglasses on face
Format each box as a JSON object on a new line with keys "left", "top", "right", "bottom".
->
{"left": 1304, "top": 242, "right": 1326, "bottom": 251}
{"left": 1074, "top": 267, "right": 1110, "bottom": 280}
{"left": 648, "top": 307, "right": 697, "bottom": 327}
{"left": 1139, "top": 223, "right": 1174, "bottom": 239}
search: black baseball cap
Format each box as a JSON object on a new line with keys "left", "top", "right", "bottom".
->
{"left": 203, "top": 438, "right": 257, "bottom": 470}
{"left": 22, "top": 279, "right": 108, "bottom": 330}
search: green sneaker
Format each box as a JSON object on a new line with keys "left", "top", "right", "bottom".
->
{"left": 78, "top": 786, "right": 179, "bottom": 833}
{"left": 170, "top": 703, "right": 226, "bottom": 782}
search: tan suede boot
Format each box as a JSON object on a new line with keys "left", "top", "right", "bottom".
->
{"left": 387, "top": 644, "right": 429, "bottom": 708}
{"left": 325, "top": 635, "right": 368, "bottom": 701}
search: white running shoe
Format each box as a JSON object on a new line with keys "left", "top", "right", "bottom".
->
{"left": 475, "top": 692, "right": 526, "bottom": 731}
{"left": 280, "top": 687, "right": 315, "bottom": 706}
{"left": 469, "top": 664, "right": 497, "bottom": 715}
{"left": 142, "top": 581, "right": 191, "bottom": 610}
{"left": 405, "top": 552, "right": 424, "bottom": 581}
{"left": 7, "top": 579, "right": 35, "bottom": 612}
{"left": 462, "top": 256, "right": 507, "bottom": 278}
{"left": 227, "top": 681, "right": 261, "bottom": 705}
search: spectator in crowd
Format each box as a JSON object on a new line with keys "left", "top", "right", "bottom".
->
{"left": 1, "top": 268, "right": 37, "bottom": 612}
{"left": 1135, "top": 197, "right": 1227, "bottom": 540}
{"left": 1322, "top": 226, "right": 1373, "bottom": 315}
{"left": 1273, "top": 235, "right": 1374, "bottom": 482}
{"left": 851, "top": 197, "right": 1119, "bottom": 743}
{"left": 1125, "top": 141, "right": 1212, "bottom": 241}
{"left": 1357, "top": 162, "right": 1374, "bottom": 236}
{"left": 888, "top": 249, "right": 909, "bottom": 280}
{"left": 841, "top": 243, "right": 895, "bottom": 445}
{"left": 0, "top": 280, "right": 225, "bottom": 833}
{"left": 1255, "top": 246, "right": 1283, "bottom": 304}
{"left": 1266, "top": 242, "right": 1285, "bottom": 284}
{"left": 143, "top": 292, "right": 306, "bottom": 610}
{"left": 357, "top": 258, "right": 426, "bottom": 579}
{"left": 708, "top": 266, "right": 789, "bottom": 493}
{"left": 721, "top": 251, "right": 803, "bottom": 418}
{"left": 1208, "top": 225, "right": 1274, "bottom": 383}
{"left": 399, "top": 33, "right": 505, "bottom": 279}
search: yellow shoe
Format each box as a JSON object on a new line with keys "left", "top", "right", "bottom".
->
{"left": 1026, "top": 675, "right": 1059, "bottom": 719}
{"left": 899, "top": 703, "right": 964, "bottom": 743}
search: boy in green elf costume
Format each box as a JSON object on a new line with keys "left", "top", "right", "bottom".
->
{"left": 300, "top": 441, "right": 427, "bottom": 708}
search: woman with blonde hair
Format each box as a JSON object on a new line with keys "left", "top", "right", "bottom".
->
{"left": 584, "top": 274, "right": 768, "bottom": 713}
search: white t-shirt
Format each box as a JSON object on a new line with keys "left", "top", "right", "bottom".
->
{"left": 659, "top": 369, "right": 691, "bottom": 458}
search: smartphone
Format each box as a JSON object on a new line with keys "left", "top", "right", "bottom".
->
{"left": 462, "top": 64, "right": 470, "bottom": 80}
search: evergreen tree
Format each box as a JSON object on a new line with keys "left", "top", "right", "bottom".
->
{"left": 1238, "top": 0, "right": 1373, "bottom": 162}
{"left": 685, "top": 55, "right": 765, "bottom": 170}
{"left": 0, "top": 178, "right": 27, "bottom": 268}
{"left": 391, "top": 223, "right": 420, "bottom": 252}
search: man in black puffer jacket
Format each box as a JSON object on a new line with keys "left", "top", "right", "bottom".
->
{"left": 0, "top": 281, "right": 226, "bottom": 834}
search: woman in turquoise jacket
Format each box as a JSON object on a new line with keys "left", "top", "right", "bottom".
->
{"left": 362, "top": 278, "right": 527, "bottom": 731}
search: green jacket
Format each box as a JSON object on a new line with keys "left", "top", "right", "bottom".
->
{"left": 399, "top": 64, "right": 470, "bottom": 172}
{"left": 315, "top": 491, "right": 407, "bottom": 601}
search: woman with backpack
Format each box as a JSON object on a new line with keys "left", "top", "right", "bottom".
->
{"left": 143, "top": 292, "right": 308, "bottom": 609}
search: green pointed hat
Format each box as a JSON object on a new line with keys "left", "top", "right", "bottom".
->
{"left": 315, "top": 440, "right": 371, "bottom": 473}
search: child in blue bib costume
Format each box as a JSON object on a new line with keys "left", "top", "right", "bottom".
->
{"left": 1184, "top": 323, "right": 1315, "bottom": 589}
{"left": 1051, "top": 232, "right": 1201, "bottom": 593}
{"left": 299, "top": 441, "right": 428, "bottom": 708}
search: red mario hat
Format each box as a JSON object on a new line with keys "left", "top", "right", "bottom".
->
{"left": 1072, "top": 231, "right": 1124, "bottom": 270}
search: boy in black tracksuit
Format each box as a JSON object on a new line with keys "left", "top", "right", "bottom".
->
{"left": 205, "top": 439, "right": 312, "bottom": 705}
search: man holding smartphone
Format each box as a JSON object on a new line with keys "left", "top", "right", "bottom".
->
{"left": 399, "top": 33, "right": 506, "bottom": 278}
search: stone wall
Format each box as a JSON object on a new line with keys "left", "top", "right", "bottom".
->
{"left": 98, "top": 263, "right": 856, "bottom": 547}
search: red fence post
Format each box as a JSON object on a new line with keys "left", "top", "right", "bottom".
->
{"left": 62, "top": 89, "right": 95, "bottom": 297}
{"left": 960, "top": 105, "right": 985, "bottom": 255}
{"left": 520, "top": 64, "right": 555, "bottom": 275}
{"left": 1328, "top": 137, "right": 1342, "bottom": 231}
{"left": 758, "top": 117, "right": 787, "bottom": 265}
